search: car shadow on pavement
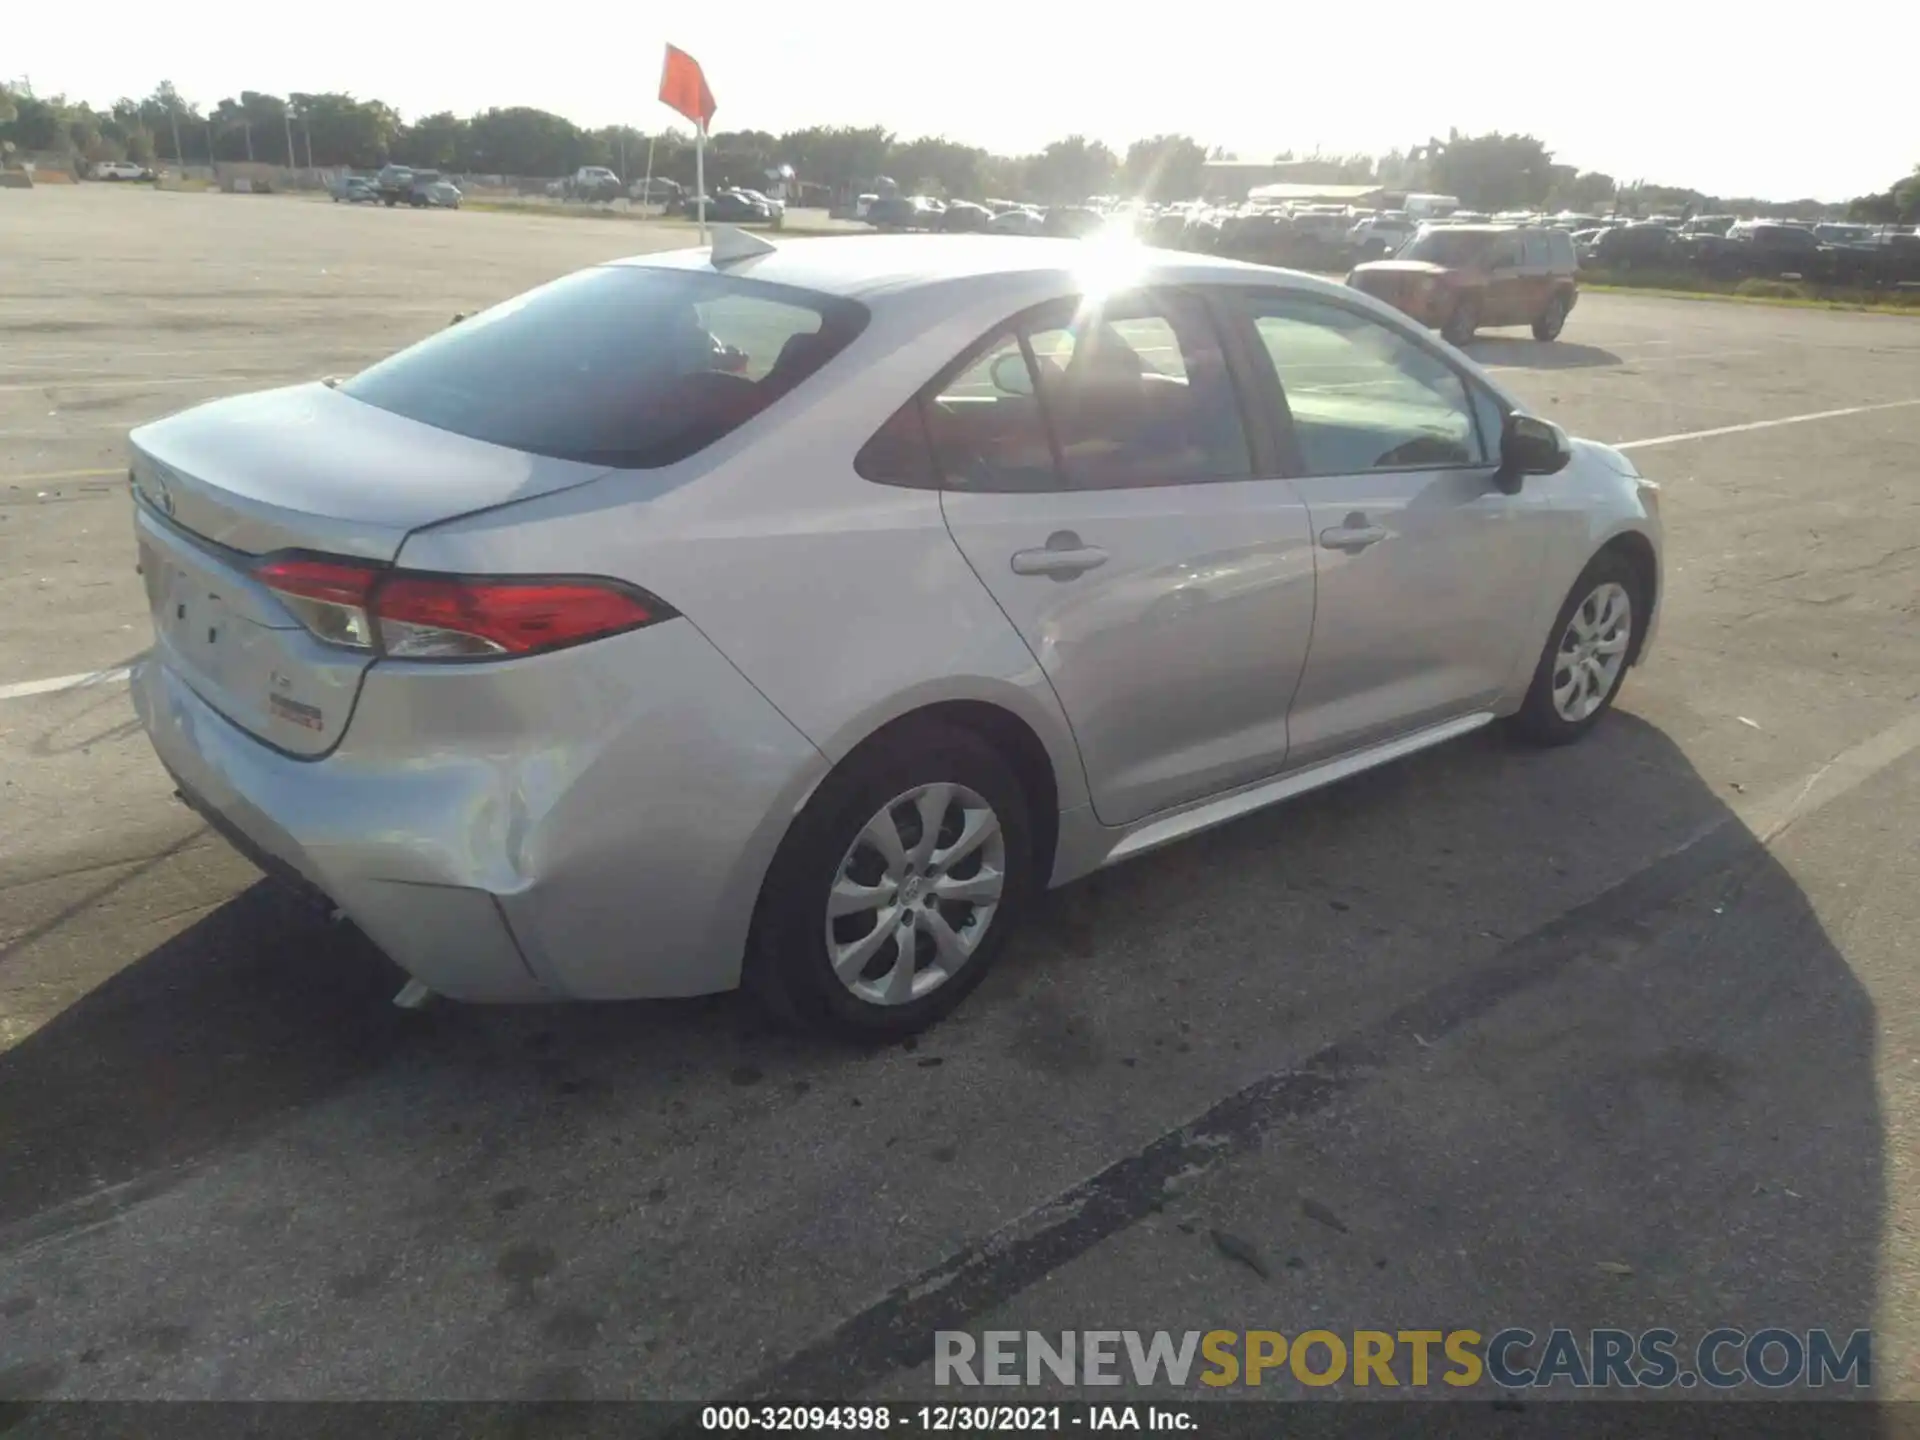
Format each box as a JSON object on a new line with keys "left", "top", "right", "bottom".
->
{"left": 0, "top": 710, "right": 1884, "bottom": 1402}
{"left": 1467, "top": 337, "right": 1622, "bottom": 369}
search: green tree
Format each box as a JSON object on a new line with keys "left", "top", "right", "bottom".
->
{"left": 395, "top": 110, "right": 467, "bottom": 169}
{"left": 777, "top": 124, "right": 893, "bottom": 192}
{"left": 1120, "top": 134, "right": 1206, "bottom": 202}
{"left": 1545, "top": 169, "right": 1616, "bottom": 212}
{"left": 1024, "top": 135, "right": 1117, "bottom": 203}
{"left": 292, "top": 93, "right": 398, "bottom": 168}
{"left": 1422, "top": 131, "right": 1555, "bottom": 210}
{"left": 1, "top": 92, "right": 72, "bottom": 152}
{"left": 886, "top": 135, "right": 985, "bottom": 199}
{"left": 464, "top": 106, "right": 589, "bottom": 177}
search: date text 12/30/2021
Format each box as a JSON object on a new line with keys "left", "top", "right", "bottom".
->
{"left": 701, "top": 1405, "right": 1193, "bottom": 1431}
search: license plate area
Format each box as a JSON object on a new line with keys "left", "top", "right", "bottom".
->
{"left": 143, "top": 537, "right": 243, "bottom": 686}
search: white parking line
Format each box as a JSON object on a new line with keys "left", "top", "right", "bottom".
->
{"left": 0, "top": 666, "right": 134, "bottom": 702}
{"left": 1618, "top": 398, "right": 1920, "bottom": 450}
{"left": 0, "top": 375, "right": 250, "bottom": 394}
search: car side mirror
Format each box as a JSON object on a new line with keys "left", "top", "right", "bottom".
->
{"left": 989, "top": 351, "right": 1035, "bottom": 397}
{"left": 1495, "top": 412, "right": 1571, "bottom": 493}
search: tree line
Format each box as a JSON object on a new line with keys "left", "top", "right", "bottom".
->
{"left": 1, "top": 81, "right": 1908, "bottom": 220}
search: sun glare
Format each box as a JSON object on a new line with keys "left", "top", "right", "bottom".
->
{"left": 1070, "top": 226, "right": 1151, "bottom": 304}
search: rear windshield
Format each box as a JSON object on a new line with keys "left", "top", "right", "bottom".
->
{"left": 341, "top": 266, "right": 868, "bottom": 469}
{"left": 1397, "top": 229, "right": 1497, "bottom": 265}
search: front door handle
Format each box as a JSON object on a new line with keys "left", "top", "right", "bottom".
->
{"left": 1011, "top": 531, "right": 1109, "bottom": 580}
{"left": 1319, "top": 512, "right": 1388, "bottom": 553}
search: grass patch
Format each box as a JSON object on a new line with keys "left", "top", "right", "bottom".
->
{"left": 1578, "top": 265, "right": 1920, "bottom": 314}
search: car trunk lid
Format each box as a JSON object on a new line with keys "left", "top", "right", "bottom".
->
{"left": 129, "top": 383, "right": 612, "bottom": 756}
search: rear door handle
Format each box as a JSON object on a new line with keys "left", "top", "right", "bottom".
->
{"left": 1319, "top": 513, "right": 1388, "bottom": 553}
{"left": 1011, "top": 531, "right": 1110, "bottom": 580}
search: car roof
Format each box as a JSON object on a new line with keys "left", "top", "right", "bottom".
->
{"left": 615, "top": 234, "right": 1323, "bottom": 302}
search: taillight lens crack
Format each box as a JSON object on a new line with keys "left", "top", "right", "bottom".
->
{"left": 253, "top": 555, "right": 672, "bottom": 662}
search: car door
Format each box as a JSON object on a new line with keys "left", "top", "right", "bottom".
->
{"left": 929, "top": 290, "right": 1319, "bottom": 827}
{"left": 1479, "top": 233, "right": 1528, "bottom": 324}
{"left": 1514, "top": 231, "right": 1556, "bottom": 320}
{"left": 1222, "top": 289, "right": 1551, "bottom": 767}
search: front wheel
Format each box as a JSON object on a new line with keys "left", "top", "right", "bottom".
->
{"left": 1442, "top": 295, "right": 1479, "bottom": 348}
{"left": 746, "top": 725, "right": 1033, "bottom": 1039}
{"left": 1507, "top": 551, "right": 1643, "bottom": 746}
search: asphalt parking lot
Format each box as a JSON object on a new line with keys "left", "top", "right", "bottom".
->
{"left": 4, "top": 185, "right": 1920, "bottom": 1409}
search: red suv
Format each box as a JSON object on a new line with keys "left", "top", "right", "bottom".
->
{"left": 1347, "top": 224, "right": 1578, "bottom": 346}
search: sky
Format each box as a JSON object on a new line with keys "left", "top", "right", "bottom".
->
{"left": 9, "top": 1, "right": 1914, "bottom": 202}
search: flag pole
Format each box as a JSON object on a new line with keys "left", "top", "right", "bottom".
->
{"left": 642, "top": 134, "right": 656, "bottom": 216}
{"left": 696, "top": 121, "right": 707, "bottom": 244}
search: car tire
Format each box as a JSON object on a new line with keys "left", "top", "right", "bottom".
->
{"left": 1442, "top": 295, "right": 1479, "bottom": 348}
{"left": 745, "top": 724, "right": 1034, "bottom": 1040}
{"left": 1507, "top": 549, "right": 1645, "bottom": 747}
{"left": 1532, "top": 294, "right": 1570, "bottom": 342}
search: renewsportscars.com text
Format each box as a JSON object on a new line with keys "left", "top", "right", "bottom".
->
{"left": 934, "top": 1328, "right": 1871, "bottom": 1390}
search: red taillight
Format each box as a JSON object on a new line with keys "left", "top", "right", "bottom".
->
{"left": 377, "top": 576, "right": 661, "bottom": 658}
{"left": 254, "top": 555, "right": 670, "bottom": 661}
{"left": 254, "top": 556, "right": 379, "bottom": 650}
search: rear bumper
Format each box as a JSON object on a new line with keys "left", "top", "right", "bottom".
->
{"left": 132, "top": 618, "right": 830, "bottom": 1003}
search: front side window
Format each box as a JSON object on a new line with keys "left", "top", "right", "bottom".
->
{"left": 1241, "top": 295, "right": 1486, "bottom": 476}
{"left": 342, "top": 266, "right": 866, "bottom": 469}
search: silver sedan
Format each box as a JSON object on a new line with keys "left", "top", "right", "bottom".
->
{"left": 128, "top": 233, "right": 1662, "bottom": 1037}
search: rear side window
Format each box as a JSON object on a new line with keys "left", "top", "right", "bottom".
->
{"left": 1521, "top": 232, "right": 1549, "bottom": 266}
{"left": 342, "top": 266, "right": 867, "bottom": 469}
{"left": 1548, "top": 231, "right": 1575, "bottom": 267}
{"left": 1025, "top": 298, "right": 1250, "bottom": 489}
{"left": 855, "top": 399, "right": 938, "bottom": 488}
{"left": 923, "top": 332, "right": 1061, "bottom": 493}
{"left": 902, "top": 292, "right": 1251, "bottom": 494}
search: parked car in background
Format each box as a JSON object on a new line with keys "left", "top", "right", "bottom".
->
{"left": 375, "top": 165, "right": 418, "bottom": 206}
{"left": 1349, "top": 224, "right": 1578, "bottom": 345}
{"left": 90, "top": 160, "right": 153, "bottom": 181}
{"left": 127, "top": 235, "right": 1660, "bottom": 1037}
{"left": 1584, "top": 223, "right": 1679, "bottom": 270}
{"left": 867, "top": 195, "right": 943, "bottom": 230}
{"left": 940, "top": 200, "right": 994, "bottom": 232}
{"left": 1043, "top": 206, "right": 1106, "bottom": 238}
{"left": 1723, "top": 220, "right": 1840, "bottom": 279}
{"left": 987, "top": 206, "right": 1046, "bottom": 235}
{"left": 730, "top": 187, "right": 786, "bottom": 220}
{"left": 1348, "top": 212, "right": 1417, "bottom": 260}
{"left": 417, "top": 180, "right": 462, "bottom": 209}
{"left": 330, "top": 174, "right": 379, "bottom": 203}
{"left": 630, "top": 177, "right": 683, "bottom": 206}
{"left": 568, "top": 166, "right": 624, "bottom": 201}
{"left": 703, "top": 189, "right": 780, "bottom": 225}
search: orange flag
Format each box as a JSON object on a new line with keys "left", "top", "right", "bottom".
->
{"left": 659, "top": 45, "right": 717, "bottom": 130}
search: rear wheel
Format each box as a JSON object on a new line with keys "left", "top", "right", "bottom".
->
{"left": 1532, "top": 293, "right": 1570, "bottom": 341}
{"left": 1442, "top": 295, "right": 1480, "bottom": 348}
{"left": 1508, "top": 551, "right": 1643, "bottom": 746}
{"left": 746, "top": 726, "right": 1033, "bottom": 1039}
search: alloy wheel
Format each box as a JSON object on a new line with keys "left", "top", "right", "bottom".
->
{"left": 1552, "top": 581, "right": 1633, "bottom": 722}
{"left": 825, "top": 783, "right": 1006, "bottom": 1007}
